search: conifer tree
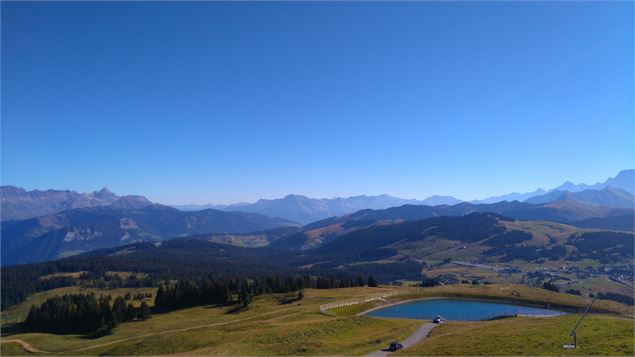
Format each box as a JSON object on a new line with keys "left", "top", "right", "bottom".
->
{"left": 125, "top": 303, "right": 136, "bottom": 321}
{"left": 112, "top": 296, "right": 127, "bottom": 324}
{"left": 139, "top": 301, "right": 151, "bottom": 320}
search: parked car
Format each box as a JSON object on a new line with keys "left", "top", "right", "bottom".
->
{"left": 388, "top": 342, "right": 403, "bottom": 352}
{"left": 432, "top": 315, "right": 445, "bottom": 324}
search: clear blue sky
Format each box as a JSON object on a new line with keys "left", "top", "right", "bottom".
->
{"left": 2, "top": 1, "right": 633, "bottom": 204}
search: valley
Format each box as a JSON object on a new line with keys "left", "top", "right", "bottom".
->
{"left": 3, "top": 2, "right": 632, "bottom": 355}
{"left": 1, "top": 172, "right": 633, "bottom": 356}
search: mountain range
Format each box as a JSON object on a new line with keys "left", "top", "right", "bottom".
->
{"left": 1, "top": 186, "right": 119, "bottom": 221}
{"left": 173, "top": 194, "right": 463, "bottom": 224}
{"left": 526, "top": 186, "right": 635, "bottom": 208}
{"left": 269, "top": 196, "right": 634, "bottom": 250}
{"left": 3, "top": 170, "right": 632, "bottom": 224}
{"left": 469, "top": 188, "right": 548, "bottom": 204}
{"left": 1, "top": 170, "right": 633, "bottom": 266}
{"left": 552, "top": 169, "right": 635, "bottom": 193}
{"left": 4, "top": 186, "right": 632, "bottom": 266}
{"left": 8, "top": 211, "right": 632, "bottom": 289}
{"left": 173, "top": 170, "right": 634, "bottom": 224}
{"left": 1, "top": 196, "right": 298, "bottom": 266}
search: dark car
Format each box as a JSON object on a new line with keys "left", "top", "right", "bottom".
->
{"left": 388, "top": 342, "right": 403, "bottom": 352}
{"left": 432, "top": 315, "right": 445, "bottom": 324}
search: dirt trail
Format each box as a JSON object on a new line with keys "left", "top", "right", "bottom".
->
{"left": 3, "top": 307, "right": 431, "bottom": 356}
{"left": 3, "top": 306, "right": 297, "bottom": 355}
{"left": 73, "top": 306, "right": 297, "bottom": 353}
{"left": 1, "top": 339, "right": 48, "bottom": 354}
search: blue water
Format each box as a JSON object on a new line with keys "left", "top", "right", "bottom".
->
{"left": 367, "top": 299, "right": 565, "bottom": 321}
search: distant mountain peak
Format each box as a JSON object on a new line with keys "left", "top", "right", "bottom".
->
{"left": 0, "top": 185, "right": 26, "bottom": 196}
{"left": 111, "top": 195, "right": 153, "bottom": 209}
{"left": 283, "top": 194, "right": 309, "bottom": 200}
{"left": 420, "top": 195, "right": 463, "bottom": 206}
{"left": 471, "top": 188, "right": 546, "bottom": 204}
{"left": 605, "top": 169, "right": 635, "bottom": 194}
{"left": 553, "top": 170, "right": 635, "bottom": 194}
{"left": 93, "top": 187, "right": 117, "bottom": 200}
{"left": 474, "top": 169, "right": 634, "bottom": 204}
{"left": 527, "top": 186, "right": 634, "bottom": 208}
{"left": 554, "top": 180, "right": 586, "bottom": 192}
{"left": 1, "top": 186, "right": 120, "bottom": 221}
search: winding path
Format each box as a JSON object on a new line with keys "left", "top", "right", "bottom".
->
{"left": 365, "top": 323, "right": 438, "bottom": 357}
{"left": 1, "top": 306, "right": 298, "bottom": 355}
{"left": 4, "top": 303, "right": 439, "bottom": 356}
{"left": 1, "top": 339, "right": 47, "bottom": 354}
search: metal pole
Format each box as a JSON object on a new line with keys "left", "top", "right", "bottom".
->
{"left": 571, "top": 297, "right": 597, "bottom": 335}
{"left": 568, "top": 296, "right": 597, "bottom": 349}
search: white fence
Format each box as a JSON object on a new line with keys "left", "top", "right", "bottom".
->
{"left": 319, "top": 287, "right": 423, "bottom": 313}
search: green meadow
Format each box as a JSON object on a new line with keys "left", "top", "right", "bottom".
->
{"left": 2, "top": 284, "right": 632, "bottom": 356}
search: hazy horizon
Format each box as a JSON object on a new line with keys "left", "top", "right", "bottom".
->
{"left": 3, "top": 167, "right": 633, "bottom": 206}
{"left": 2, "top": 1, "right": 633, "bottom": 205}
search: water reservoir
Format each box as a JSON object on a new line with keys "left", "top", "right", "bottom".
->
{"left": 367, "top": 298, "right": 566, "bottom": 321}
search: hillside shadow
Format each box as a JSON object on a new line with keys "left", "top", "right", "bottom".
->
{"left": 225, "top": 305, "right": 249, "bottom": 314}
{"left": 1, "top": 323, "right": 24, "bottom": 337}
{"left": 80, "top": 327, "right": 112, "bottom": 340}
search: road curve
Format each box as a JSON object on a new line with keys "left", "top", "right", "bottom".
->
{"left": 365, "top": 322, "right": 438, "bottom": 357}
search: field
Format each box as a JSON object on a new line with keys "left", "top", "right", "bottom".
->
{"left": 1, "top": 286, "right": 421, "bottom": 356}
{"left": 1, "top": 284, "right": 633, "bottom": 356}
{"left": 38, "top": 272, "right": 86, "bottom": 281}
{"left": 395, "top": 314, "right": 633, "bottom": 356}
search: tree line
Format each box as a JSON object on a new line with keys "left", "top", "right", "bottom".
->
{"left": 79, "top": 271, "right": 154, "bottom": 289}
{"left": 1, "top": 238, "right": 423, "bottom": 312}
{"left": 22, "top": 273, "right": 381, "bottom": 335}
{"left": 24, "top": 293, "right": 150, "bottom": 334}
{"left": 155, "top": 274, "right": 381, "bottom": 312}
{"left": 596, "top": 291, "right": 634, "bottom": 306}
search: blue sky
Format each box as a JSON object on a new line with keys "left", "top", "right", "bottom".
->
{"left": 2, "top": 1, "right": 633, "bottom": 204}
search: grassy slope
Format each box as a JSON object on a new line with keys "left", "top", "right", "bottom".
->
{"left": 396, "top": 314, "right": 633, "bottom": 356}
{"left": 387, "top": 220, "right": 634, "bottom": 296}
{"left": 98, "top": 315, "right": 418, "bottom": 356}
{"left": 501, "top": 220, "right": 584, "bottom": 245}
{"left": 2, "top": 285, "right": 632, "bottom": 356}
{"left": 1, "top": 286, "right": 420, "bottom": 356}
{"left": 393, "top": 220, "right": 585, "bottom": 263}
{"left": 1, "top": 286, "right": 157, "bottom": 324}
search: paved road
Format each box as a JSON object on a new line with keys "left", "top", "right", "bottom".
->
{"left": 365, "top": 323, "right": 438, "bottom": 357}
